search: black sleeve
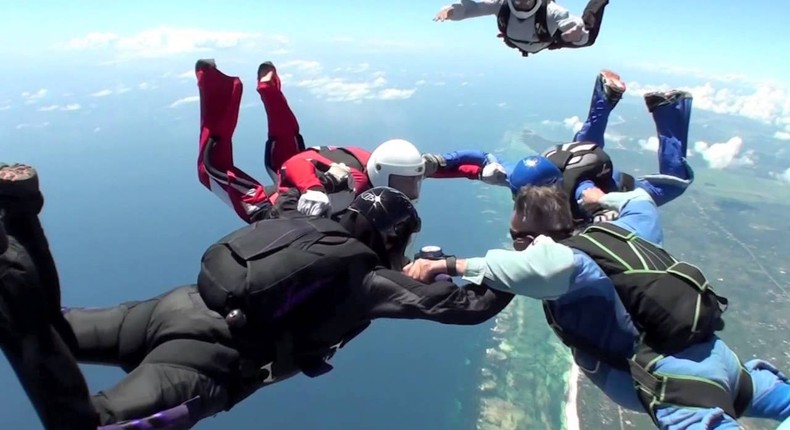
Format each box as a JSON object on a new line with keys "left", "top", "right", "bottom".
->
{"left": 363, "top": 268, "right": 514, "bottom": 325}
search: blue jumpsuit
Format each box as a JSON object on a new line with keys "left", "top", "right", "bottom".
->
{"left": 440, "top": 78, "right": 695, "bottom": 208}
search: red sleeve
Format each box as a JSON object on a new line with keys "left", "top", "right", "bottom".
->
{"left": 428, "top": 164, "right": 481, "bottom": 180}
{"left": 279, "top": 154, "right": 324, "bottom": 193}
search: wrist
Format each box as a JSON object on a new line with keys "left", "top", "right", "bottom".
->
{"left": 444, "top": 256, "right": 461, "bottom": 277}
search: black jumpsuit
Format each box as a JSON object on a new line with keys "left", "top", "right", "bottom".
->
{"left": 7, "top": 189, "right": 516, "bottom": 429}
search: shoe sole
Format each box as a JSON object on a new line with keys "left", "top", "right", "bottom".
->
{"left": 600, "top": 69, "right": 626, "bottom": 93}
{"left": 0, "top": 164, "right": 39, "bottom": 198}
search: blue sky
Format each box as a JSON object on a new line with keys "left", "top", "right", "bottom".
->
{"left": 3, "top": 0, "right": 789, "bottom": 79}
{"left": 2, "top": 0, "right": 790, "bottom": 172}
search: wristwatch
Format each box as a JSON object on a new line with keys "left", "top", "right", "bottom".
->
{"left": 445, "top": 255, "right": 458, "bottom": 277}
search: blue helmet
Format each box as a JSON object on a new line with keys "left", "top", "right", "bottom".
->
{"left": 508, "top": 155, "right": 563, "bottom": 194}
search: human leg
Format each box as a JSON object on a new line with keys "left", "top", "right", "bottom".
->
{"left": 195, "top": 59, "right": 273, "bottom": 224}
{"left": 90, "top": 340, "right": 236, "bottom": 426}
{"left": 646, "top": 338, "right": 753, "bottom": 429}
{"left": 572, "top": 70, "right": 626, "bottom": 147}
{"left": 256, "top": 61, "right": 305, "bottom": 183}
{"left": 637, "top": 90, "right": 694, "bottom": 206}
{"left": 84, "top": 286, "right": 242, "bottom": 426}
{"left": 0, "top": 163, "right": 98, "bottom": 429}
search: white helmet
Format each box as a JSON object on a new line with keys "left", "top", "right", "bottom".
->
{"left": 507, "top": 0, "right": 543, "bottom": 20}
{"left": 366, "top": 139, "right": 425, "bottom": 202}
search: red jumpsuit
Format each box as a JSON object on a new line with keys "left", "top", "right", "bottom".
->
{"left": 195, "top": 62, "right": 482, "bottom": 224}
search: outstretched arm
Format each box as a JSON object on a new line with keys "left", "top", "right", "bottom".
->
{"left": 548, "top": 3, "right": 589, "bottom": 45}
{"left": 425, "top": 150, "right": 507, "bottom": 184}
{"left": 365, "top": 269, "right": 514, "bottom": 325}
{"left": 435, "top": 0, "right": 503, "bottom": 21}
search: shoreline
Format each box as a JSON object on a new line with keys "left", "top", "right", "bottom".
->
{"left": 564, "top": 363, "right": 581, "bottom": 430}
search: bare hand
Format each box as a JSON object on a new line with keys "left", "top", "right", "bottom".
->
{"left": 561, "top": 25, "right": 585, "bottom": 42}
{"left": 434, "top": 6, "right": 454, "bottom": 21}
{"left": 581, "top": 187, "right": 605, "bottom": 208}
{"left": 403, "top": 258, "right": 445, "bottom": 282}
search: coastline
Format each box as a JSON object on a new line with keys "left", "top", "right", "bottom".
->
{"left": 564, "top": 363, "right": 581, "bottom": 430}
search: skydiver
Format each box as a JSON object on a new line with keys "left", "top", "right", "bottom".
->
{"left": 0, "top": 163, "right": 514, "bottom": 430}
{"left": 433, "top": 0, "right": 609, "bottom": 57}
{"left": 404, "top": 183, "right": 790, "bottom": 429}
{"left": 195, "top": 59, "right": 494, "bottom": 223}
{"left": 423, "top": 70, "right": 695, "bottom": 224}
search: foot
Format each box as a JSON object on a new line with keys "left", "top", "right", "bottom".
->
{"left": 195, "top": 58, "right": 217, "bottom": 73}
{"left": 597, "top": 69, "right": 626, "bottom": 107}
{"left": 644, "top": 90, "right": 692, "bottom": 113}
{"left": 257, "top": 61, "right": 277, "bottom": 84}
{"left": 0, "top": 164, "right": 39, "bottom": 200}
{"left": 0, "top": 163, "right": 43, "bottom": 216}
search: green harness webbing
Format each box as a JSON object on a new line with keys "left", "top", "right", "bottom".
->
{"left": 559, "top": 223, "right": 753, "bottom": 423}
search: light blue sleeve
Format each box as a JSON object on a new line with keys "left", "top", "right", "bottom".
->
{"left": 599, "top": 188, "right": 664, "bottom": 246}
{"left": 449, "top": 0, "right": 504, "bottom": 20}
{"left": 460, "top": 237, "right": 577, "bottom": 299}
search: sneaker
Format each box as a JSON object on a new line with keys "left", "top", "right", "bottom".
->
{"left": 257, "top": 61, "right": 277, "bottom": 83}
{"left": 598, "top": 69, "right": 626, "bottom": 106}
{"left": 644, "top": 90, "right": 693, "bottom": 113}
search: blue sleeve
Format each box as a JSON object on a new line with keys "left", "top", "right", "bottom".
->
{"left": 441, "top": 150, "right": 491, "bottom": 168}
{"left": 600, "top": 189, "right": 664, "bottom": 246}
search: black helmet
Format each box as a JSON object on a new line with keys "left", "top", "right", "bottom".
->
{"left": 337, "top": 186, "right": 422, "bottom": 270}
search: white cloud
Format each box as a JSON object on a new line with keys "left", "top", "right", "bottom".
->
{"left": 138, "top": 82, "right": 154, "bottom": 90}
{"left": 562, "top": 116, "right": 583, "bottom": 133}
{"left": 61, "top": 32, "right": 118, "bottom": 50}
{"left": 287, "top": 59, "right": 417, "bottom": 103}
{"left": 280, "top": 60, "right": 323, "bottom": 74}
{"left": 21, "top": 88, "right": 47, "bottom": 104}
{"left": 169, "top": 95, "right": 199, "bottom": 108}
{"left": 693, "top": 136, "right": 753, "bottom": 169}
{"left": 775, "top": 131, "right": 790, "bottom": 141}
{"left": 415, "top": 80, "right": 427, "bottom": 86}
{"left": 38, "top": 103, "right": 82, "bottom": 112}
{"left": 91, "top": 89, "right": 113, "bottom": 97}
{"left": 772, "top": 167, "right": 790, "bottom": 184}
{"left": 177, "top": 70, "right": 194, "bottom": 79}
{"left": 331, "top": 36, "right": 443, "bottom": 50}
{"left": 16, "top": 122, "right": 50, "bottom": 130}
{"left": 93, "top": 127, "right": 101, "bottom": 133}
{"left": 377, "top": 88, "right": 416, "bottom": 100}
{"left": 90, "top": 84, "right": 132, "bottom": 97}
{"left": 0, "top": 104, "right": 10, "bottom": 110}
{"left": 638, "top": 136, "right": 659, "bottom": 152}
{"left": 498, "top": 102, "right": 508, "bottom": 108}
{"left": 629, "top": 63, "right": 751, "bottom": 85}
{"left": 59, "top": 27, "right": 282, "bottom": 60}
{"left": 334, "top": 63, "right": 371, "bottom": 74}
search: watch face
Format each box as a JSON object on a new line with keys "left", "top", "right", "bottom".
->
{"left": 420, "top": 245, "right": 442, "bottom": 253}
